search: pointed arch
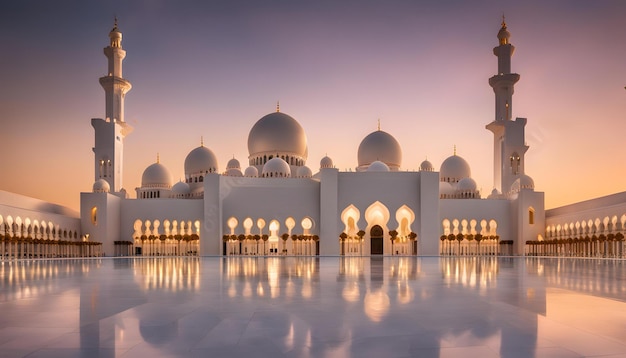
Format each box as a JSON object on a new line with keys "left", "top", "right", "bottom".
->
{"left": 341, "top": 204, "right": 361, "bottom": 236}
{"left": 365, "top": 201, "right": 390, "bottom": 229}
{"left": 395, "top": 205, "right": 415, "bottom": 237}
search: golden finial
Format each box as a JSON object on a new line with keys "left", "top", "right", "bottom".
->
{"left": 200, "top": 136, "right": 204, "bottom": 147}
{"left": 453, "top": 145, "right": 457, "bottom": 156}
{"left": 157, "top": 153, "right": 160, "bottom": 163}
{"left": 377, "top": 118, "right": 381, "bottom": 131}
{"left": 501, "top": 14, "right": 506, "bottom": 28}
{"left": 276, "top": 101, "right": 280, "bottom": 112}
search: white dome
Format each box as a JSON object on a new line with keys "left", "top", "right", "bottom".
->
{"left": 367, "top": 160, "right": 390, "bottom": 172}
{"left": 420, "top": 159, "right": 434, "bottom": 172}
{"left": 171, "top": 181, "right": 190, "bottom": 196}
{"left": 439, "top": 181, "right": 455, "bottom": 197}
{"left": 226, "top": 158, "right": 241, "bottom": 170}
{"left": 357, "top": 130, "right": 402, "bottom": 170}
{"left": 248, "top": 112, "right": 308, "bottom": 160}
{"left": 225, "top": 168, "right": 243, "bottom": 177}
{"left": 457, "top": 177, "right": 477, "bottom": 192}
{"left": 511, "top": 174, "right": 535, "bottom": 193}
{"left": 296, "top": 166, "right": 312, "bottom": 178}
{"left": 141, "top": 162, "right": 172, "bottom": 188}
{"left": 184, "top": 145, "right": 218, "bottom": 176}
{"left": 244, "top": 166, "right": 258, "bottom": 177}
{"left": 440, "top": 155, "right": 471, "bottom": 183}
{"left": 487, "top": 188, "right": 503, "bottom": 199}
{"left": 320, "top": 155, "right": 334, "bottom": 169}
{"left": 262, "top": 157, "right": 291, "bottom": 178}
{"left": 93, "top": 179, "right": 110, "bottom": 193}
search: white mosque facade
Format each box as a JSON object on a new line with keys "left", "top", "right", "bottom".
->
{"left": 72, "top": 20, "right": 546, "bottom": 258}
{"left": 10, "top": 20, "right": 625, "bottom": 258}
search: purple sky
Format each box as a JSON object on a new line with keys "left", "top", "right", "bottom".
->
{"left": 1, "top": 1, "right": 626, "bottom": 212}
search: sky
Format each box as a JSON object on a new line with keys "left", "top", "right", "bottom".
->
{"left": 1, "top": 0, "right": 625, "bottom": 212}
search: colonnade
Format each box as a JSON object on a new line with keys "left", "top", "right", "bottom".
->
{"left": 439, "top": 234, "right": 503, "bottom": 256}
{"left": 0, "top": 236, "right": 103, "bottom": 259}
{"left": 525, "top": 234, "right": 625, "bottom": 258}
{"left": 223, "top": 234, "right": 319, "bottom": 256}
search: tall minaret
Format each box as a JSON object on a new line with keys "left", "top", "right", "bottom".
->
{"left": 486, "top": 18, "right": 528, "bottom": 195}
{"left": 92, "top": 19, "right": 133, "bottom": 194}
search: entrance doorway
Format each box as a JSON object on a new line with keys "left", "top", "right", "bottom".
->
{"left": 370, "top": 225, "right": 384, "bottom": 255}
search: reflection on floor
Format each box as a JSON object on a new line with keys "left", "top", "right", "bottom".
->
{"left": 0, "top": 257, "right": 625, "bottom": 357}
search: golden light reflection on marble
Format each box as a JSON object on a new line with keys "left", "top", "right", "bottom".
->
{"left": 440, "top": 257, "right": 499, "bottom": 289}
{"left": 364, "top": 289, "right": 390, "bottom": 322}
{"left": 133, "top": 257, "right": 200, "bottom": 292}
{"left": 342, "top": 281, "right": 360, "bottom": 302}
{"left": 0, "top": 259, "right": 100, "bottom": 300}
{"left": 221, "top": 257, "right": 320, "bottom": 299}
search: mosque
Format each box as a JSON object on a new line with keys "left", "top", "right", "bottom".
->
{"left": 3, "top": 20, "right": 622, "bottom": 258}
{"left": 74, "top": 18, "right": 544, "bottom": 258}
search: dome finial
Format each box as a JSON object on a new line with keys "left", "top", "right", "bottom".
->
{"left": 200, "top": 136, "right": 204, "bottom": 147}
{"left": 377, "top": 118, "right": 381, "bottom": 131}
{"left": 276, "top": 101, "right": 280, "bottom": 113}
{"left": 157, "top": 152, "right": 160, "bottom": 163}
{"left": 453, "top": 145, "right": 457, "bottom": 156}
{"left": 497, "top": 15, "right": 511, "bottom": 45}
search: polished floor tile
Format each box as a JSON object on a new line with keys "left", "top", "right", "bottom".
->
{"left": 0, "top": 256, "right": 625, "bottom": 357}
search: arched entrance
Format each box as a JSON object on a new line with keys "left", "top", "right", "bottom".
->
{"left": 370, "top": 225, "right": 384, "bottom": 255}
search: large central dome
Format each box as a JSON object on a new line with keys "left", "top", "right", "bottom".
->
{"left": 247, "top": 111, "right": 308, "bottom": 160}
{"left": 357, "top": 130, "right": 402, "bottom": 171}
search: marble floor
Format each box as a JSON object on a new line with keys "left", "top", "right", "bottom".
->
{"left": 1, "top": 256, "right": 625, "bottom": 357}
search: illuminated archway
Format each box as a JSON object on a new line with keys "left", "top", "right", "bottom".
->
{"left": 395, "top": 205, "right": 415, "bottom": 255}
{"left": 365, "top": 201, "right": 390, "bottom": 255}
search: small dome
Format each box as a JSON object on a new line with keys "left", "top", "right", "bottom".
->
{"left": 487, "top": 188, "right": 503, "bottom": 199}
{"left": 511, "top": 174, "right": 534, "bottom": 194}
{"left": 439, "top": 181, "right": 455, "bottom": 197}
{"left": 367, "top": 161, "right": 390, "bottom": 172}
{"left": 141, "top": 162, "right": 172, "bottom": 188}
{"left": 419, "top": 159, "right": 434, "bottom": 172}
{"left": 244, "top": 166, "right": 258, "bottom": 177}
{"left": 457, "top": 177, "right": 477, "bottom": 192}
{"left": 440, "top": 154, "right": 471, "bottom": 183}
{"left": 296, "top": 166, "right": 312, "bottom": 178}
{"left": 171, "top": 181, "right": 190, "bottom": 196}
{"left": 248, "top": 111, "right": 308, "bottom": 160}
{"left": 225, "top": 168, "right": 243, "bottom": 177}
{"left": 262, "top": 157, "right": 291, "bottom": 178}
{"left": 320, "top": 155, "right": 334, "bottom": 169}
{"left": 497, "top": 23, "right": 511, "bottom": 45}
{"left": 357, "top": 130, "right": 402, "bottom": 170}
{"left": 226, "top": 158, "right": 241, "bottom": 170}
{"left": 93, "top": 179, "right": 110, "bottom": 193}
{"left": 184, "top": 145, "right": 218, "bottom": 176}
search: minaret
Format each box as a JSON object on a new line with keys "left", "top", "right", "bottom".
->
{"left": 489, "top": 17, "right": 519, "bottom": 122}
{"left": 486, "top": 18, "right": 528, "bottom": 195}
{"left": 92, "top": 19, "right": 133, "bottom": 194}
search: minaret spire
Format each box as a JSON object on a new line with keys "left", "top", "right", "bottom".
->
{"left": 486, "top": 18, "right": 528, "bottom": 194}
{"left": 92, "top": 19, "right": 133, "bottom": 193}
{"left": 100, "top": 18, "right": 132, "bottom": 123}
{"left": 489, "top": 19, "right": 518, "bottom": 121}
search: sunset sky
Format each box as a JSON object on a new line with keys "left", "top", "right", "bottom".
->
{"left": 1, "top": 1, "right": 625, "bottom": 212}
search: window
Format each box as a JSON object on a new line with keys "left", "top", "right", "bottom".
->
{"left": 528, "top": 207, "right": 535, "bottom": 225}
{"left": 91, "top": 207, "right": 98, "bottom": 226}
